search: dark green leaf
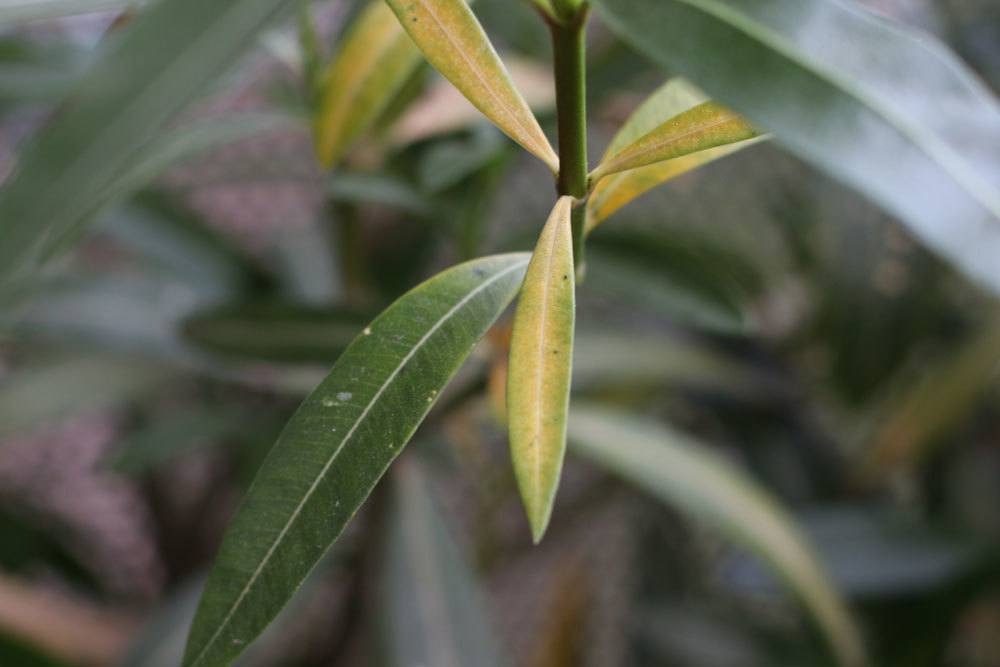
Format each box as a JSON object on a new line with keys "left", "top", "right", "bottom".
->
{"left": 183, "top": 253, "right": 529, "bottom": 667}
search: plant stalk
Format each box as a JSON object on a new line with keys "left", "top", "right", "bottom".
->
{"left": 549, "top": 4, "right": 590, "bottom": 274}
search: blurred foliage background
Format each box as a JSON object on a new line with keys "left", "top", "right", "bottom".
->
{"left": 1, "top": 0, "right": 1000, "bottom": 665}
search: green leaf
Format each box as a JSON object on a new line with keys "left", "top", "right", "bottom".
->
{"left": 587, "top": 79, "right": 762, "bottom": 232}
{"left": 0, "top": 0, "right": 145, "bottom": 26}
{"left": 313, "top": 1, "right": 422, "bottom": 168}
{"left": 568, "top": 405, "right": 868, "bottom": 667}
{"left": 590, "top": 0, "right": 1000, "bottom": 293}
{"left": 507, "top": 196, "right": 575, "bottom": 543}
{"left": 380, "top": 457, "right": 506, "bottom": 667}
{"left": 182, "top": 253, "right": 529, "bottom": 667}
{"left": 590, "top": 101, "right": 758, "bottom": 184}
{"left": 385, "top": 0, "right": 559, "bottom": 172}
{"left": 182, "top": 301, "right": 371, "bottom": 364}
{"left": 0, "top": 0, "right": 299, "bottom": 286}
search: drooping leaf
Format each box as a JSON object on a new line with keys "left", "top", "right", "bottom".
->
{"left": 568, "top": 405, "right": 868, "bottom": 667}
{"left": 384, "top": 0, "right": 559, "bottom": 172}
{"left": 313, "top": 1, "right": 421, "bottom": 168}
{"left": 0, "top": 0, "right": 145, "bottom": 26}
{"left": 507, "top": 196, "right": 575, "bottom": 542}
{"left": 0, "top": 0, "right": 300, "bottom": 286}
{"left": 182, "top": 253, "right": 529, "bottom": 667}
{"left": 591, "top": 0, "right": 1000, "bottom": 293}
{"left": 587, "top": 79, "right": 762, "bottom": 232}
{"left": 590, "top": 101, "right": 758, "bottom": 183}
{"left": 380, "top": 457, "right": 506, "bottom": 667}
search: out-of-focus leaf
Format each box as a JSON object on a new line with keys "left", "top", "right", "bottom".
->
{"left": 858, "top": 316, "right": 1000, "bottom": 484}
{"left": 591, "top": 0, "right": 1000, "bottom": 294}
{"left": 587, "top": 79, "right": 762, "bottom": 232}
{"left": 0, "top": 0, "right": 300, "bottom": 286}
{"left": 418, "top": 124, "right": 507, "bottom": 193}
{"left": 97, "top": 191, "right": 269, "bottom": 295}
{"left": 584, "top": 225, "right": 765, "bottom": 332}
{"left": 571, "top": 332, "right": 779, "bottom": 400}
{"left": 313, "top": 1, "right": 421, "bottom": 168}
{"left": 327, "top": 172, "right": 435, "bottom": 217}
{"left": 389, "top": 58, "right": 556, "bottom": 146}
{"left": 182, "top": 253, "right": 529, "bottom": 667}
{"left": 384, "top": 0, "right": 558, "bottom": 172}
{"left": 508, "top": 197, "right": 575, "bottom": 543}
{"left": 589, "top": 101, "right": 758, "bottom": 183}
{"left": 0, "top": 356, "right": 169, "bottom": 439}
{"left": 109, "top": 407, "right": 256, "bottom": 475}
{"left": 380, "top": 457, "right": 505, "bottom": 667}
{"left": 0, "top": 0, "right": 144, "bottom": 26}
{"left": 0, "top": 38, "right": 90, "bottom": 104}
{"left": 182, "top": 302, "right": 371, "bottom": 364}
{"left": 568, "top": 405, "right": 868, "bottom": 667}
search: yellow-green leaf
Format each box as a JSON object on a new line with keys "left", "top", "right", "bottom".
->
{"left": 507, "top": 196, "right": 575, "bottom": 543}
{"left": 586, "top": 80, "right": 762, "bottom": 233}
{"left": 590, "top": 101, "right": 758, "bottom": 183}
{"left": 385, "top": 0, "right": 559, "bottom": 172}
{"left": 314, "top": 1, "right": 421, "bottom": 168}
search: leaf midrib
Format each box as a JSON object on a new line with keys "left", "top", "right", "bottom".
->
{"left": 186, "top": 258, "right": 528, "bottom": 667}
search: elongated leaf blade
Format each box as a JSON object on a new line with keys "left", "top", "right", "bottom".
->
{"left": 590, "top": 101, "right": 758, "bottom": 183}
{"left": 313, "top": 1, "right": 421, "bottom": 168}
{"left": 587, "top": 79, "right": 761, "bottom": 232}
{"left": 591, "top": 0, "right": 1000, "bottom": 293}
{"left": 568, "top": 405, "right": 868, "bottom": 667}
{"left": 380, "top": 458, "right": 505, "bottom": 667}
{"left": 182, "top": 253, "right": 529, "bottom": 667}
{"left": 507, "top": 197, "right": 575, "bottom": 542}
{"left": 0, "top": 0, "right": 298, "bottom": 286}
{"left": 385, "top": 0, "right": 559, "bottom": 172}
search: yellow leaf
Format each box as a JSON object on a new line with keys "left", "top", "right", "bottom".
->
{"left": 385, "top": 0, "right": 559, "bottom": 172}
{"left": 586, "top": 80, "right": 763, "bottom": 233}
{"left": 314, "top": 1, "right": 421, "bottom": 168}
{"left": 507, "top": 196, "right": 575, "bottom": 543}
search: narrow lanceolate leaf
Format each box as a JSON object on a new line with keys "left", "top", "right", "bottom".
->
{"left": 384, "top": 0, "right": 559, "bottom": 172}
{"left": 182, "top": 253, "right": 529, "bottom": 667}
{"left": 568, "top": 406, "right": 868, "bottom": 667}
{"left": 313, "top": 1, "right": 421, "bottom": 168}
{"left": 380, "top": 458, "right": 506, "bottom": 667}
{"left": 589, "top": 102, "right": 758, "bottom": 184}
{"left": 507, "top": 197, "right": 575, "bottom": 543}
{"left": 591, "top": 0, "right": 1000, "bottom": 294}
{"left": 587, "top": 79, "right": 762, "bottom": 232}
{"left": 0, "top": 0, "right": 298, "bottom": 286}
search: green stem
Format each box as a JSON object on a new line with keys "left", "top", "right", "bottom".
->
{"left": 549, "top": 4, "right": 590, "bottom": 274}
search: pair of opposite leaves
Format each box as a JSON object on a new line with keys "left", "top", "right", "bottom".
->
{"left": 320, "top": 0, "right": 759, "bottom": 538}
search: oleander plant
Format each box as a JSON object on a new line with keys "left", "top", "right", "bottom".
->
{"left": 0, "top": 0, "right": 999, "bottom": 666}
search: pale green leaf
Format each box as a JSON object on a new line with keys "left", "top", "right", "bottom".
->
{"left": 591, "top": 0, "right": 1000, "bottom": 294}
{"left": 0, "top": 0, "right": 300, "bottom": 286}
{"left": 568, "top": 405, "right": 868, "bottom": 667}
{"left": 507, "top": 196, "right": 575, "bottom": 543}
{"left": 385, "top": 0, "right": 559, "bottom": 172}
{"left": 380, "top": 457, "right": 506, "bottom": 667}
{"left": 182, "top": 253, "right": 529, "bottom": 667}
{"left": 313, "top": 1, "right": 421, "bottom": 168}
{"left": 586, "top": 79, "right": 762, "bottom": 232}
